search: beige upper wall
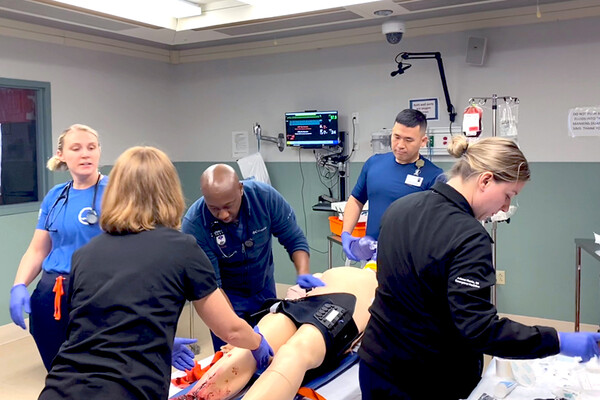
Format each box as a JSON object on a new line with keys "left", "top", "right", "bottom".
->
{"left": 0, "top": 10, "right": 599, "bottom": 163}
{"left": 170, "top": 17, "right": 600, "bottom": 163}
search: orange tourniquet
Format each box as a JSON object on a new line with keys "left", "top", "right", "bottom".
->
{"left": 53, "top": 276, "right": 65, "bottom": 320}
{"left": 297, "top": 387, "right": 327, "bottom": 400}
{"left": 171, "top": 351, "right": 224, "bottom": 389}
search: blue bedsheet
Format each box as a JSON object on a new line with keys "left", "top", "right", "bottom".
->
{"left": 170, "top": 351, "right": 359, "bottom": 399}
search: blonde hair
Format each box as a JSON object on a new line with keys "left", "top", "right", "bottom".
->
{"left": 100, "top": 146, "right": 185, "bottom": 234}
{"left": 446, "top": 136, "right": 530, "bottom": 183}
{"left": 46, "top": 124, "right": 100, "bottom": 171}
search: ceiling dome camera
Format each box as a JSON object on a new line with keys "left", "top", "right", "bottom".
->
{"left": 382, "top": 18, "right": 405, "bottom": 44}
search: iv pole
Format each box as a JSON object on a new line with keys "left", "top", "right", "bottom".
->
{"left": 467, "top": 94, "right": 519, "bottom": 305}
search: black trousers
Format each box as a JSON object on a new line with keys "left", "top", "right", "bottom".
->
{"left": 30, "top": 271, "right": 70, "bottom": 371}
{"left": 359, "top": 358, "right": 482, "bottom": 400}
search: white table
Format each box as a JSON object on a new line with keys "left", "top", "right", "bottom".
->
{"left": 467, "top": 356, "right": 600, "bottom": 400}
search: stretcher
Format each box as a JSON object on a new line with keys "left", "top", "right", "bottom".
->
{"left": 169, "top": 351, "right": 361, "bottom": 400}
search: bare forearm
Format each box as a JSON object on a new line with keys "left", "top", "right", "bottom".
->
{"left": 14, "top": 254, "right": 44, "bottom": 286}
{"left": 13, "top": 230, "right": 51, "bottom": 286}
{"left": 291, "top": 250, "right": 310, "bottom": 275}
{"left": 341, "top": 196, "right": 364, "bottom": 234}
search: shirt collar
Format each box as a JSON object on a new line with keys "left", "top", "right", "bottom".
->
{"left": 431, "top": 181, "right": 475, "bottom": 217}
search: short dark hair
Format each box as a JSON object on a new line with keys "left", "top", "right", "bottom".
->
{"left": 395, "top": 109, "right": 427, "bottom": 132}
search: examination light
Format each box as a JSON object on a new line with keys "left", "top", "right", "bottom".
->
{"left": 391, "top": 61, "right": 411, "bottom": 76}
{"left": 391, "top": 51, "right": 457, "bottom": 123}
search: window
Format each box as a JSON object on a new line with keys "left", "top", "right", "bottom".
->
{"left": 0, "top": 78, "right": 51, "bottom": 215}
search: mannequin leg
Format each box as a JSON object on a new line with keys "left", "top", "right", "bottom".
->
{"left": 242, "top": 324, "right": 326, "bottom": 400}
{"left": 184, "top": 313, "right": 297, "bottom": 400}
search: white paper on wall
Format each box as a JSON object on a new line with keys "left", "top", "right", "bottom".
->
{"left": 232, "top": 131, "right": 249, "bottom": 159}
{"left": 568, "top": 107, "right": 600, "bottom": 137}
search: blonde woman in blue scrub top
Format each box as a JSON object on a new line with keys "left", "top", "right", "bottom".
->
{"left": 9, "top": 124, "right": 107, "bottom": 370}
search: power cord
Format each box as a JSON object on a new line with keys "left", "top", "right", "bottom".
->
{"left": 347, "top": 116, "right": 357, "bottom": 161}
{"left": 297, "top": 148, "right": 327, "bottom": 254}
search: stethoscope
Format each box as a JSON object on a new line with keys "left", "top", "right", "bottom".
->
{"left": 210, "top": 219, "right": 254, "bottom": 259}
{"left": 44, "top": 173, "right": 101, "bottom": 232}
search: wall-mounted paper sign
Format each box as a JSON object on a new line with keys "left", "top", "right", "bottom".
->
{"left": 409, "top": 98, "right": 439, "bottom": 120}
{"left": 232, "top": 131, "right": 249, "bottom": 159}
{"left": 568, "top": 107, "right": 600, "bottom": 137}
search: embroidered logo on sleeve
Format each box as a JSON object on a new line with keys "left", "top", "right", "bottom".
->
{"left": 455, "top": 277, "right": 480, "bottom": 288}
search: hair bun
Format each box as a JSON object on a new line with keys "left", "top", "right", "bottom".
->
{"left": 447, "top": 135, "right": 469, "bottom": 158}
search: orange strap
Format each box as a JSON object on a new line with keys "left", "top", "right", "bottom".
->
{"left": 52, "top": 276, "right": 65, "bottom": 320}
{"left": 171, "top": 351, "right": 224, "bottom": 389}
{"left": 297, "top": 387, "right": 327, "bottom": 400}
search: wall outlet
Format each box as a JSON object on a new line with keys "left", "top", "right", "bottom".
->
{"left": 352, "top": 112, "right": 359, "bottom": 124}
{"left": 496, "top": 270, "right": 506, "bottom": 285}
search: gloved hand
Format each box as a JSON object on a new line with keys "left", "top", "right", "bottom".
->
{"left": 559, "top": 331, "right": 600, "bottom": 362}
{"left": 296, "top": 274, "right": 326, "bottom": 289}
{"left": 251, "top": 326, "right": 274, "bottom": 372}
{"left": 9, "top": 284, "right": 30, "bottom": 330}
{"left": 172, "top": 337, "right": 197, "bottom": 371}
{"left": 341, "top": 231, "right": 360, "bottom": 261}
{"left": 353, "top": 236, "right": 377, "bottom": 261}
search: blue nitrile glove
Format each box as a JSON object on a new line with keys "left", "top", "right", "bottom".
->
{"left": 297, "top": 274, "right": 326, "bottom": 289}
{"left": 10, "top": 284, "right": 30, "bottom": 330}
{"left": 251, "top": 326, "right": 274, "bottom": 372}
{"left": 341, "top": 231, "right": 360, "bottom": 261}
{"left": 172, "top": 337, "right": 197, "bottom": 371}
{"left": 559, "top": 331, "right": 600, "bottom": 362}
{"left": 352, "top": 236, "right": 377, "bottom": 261}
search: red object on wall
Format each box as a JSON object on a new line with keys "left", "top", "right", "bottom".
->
{"left": 0, "top": 88, "right": 36, "bottom": 123}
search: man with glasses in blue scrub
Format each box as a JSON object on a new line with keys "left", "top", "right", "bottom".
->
{"left": 183, "top": 164, "right": 322, "bottom": 351}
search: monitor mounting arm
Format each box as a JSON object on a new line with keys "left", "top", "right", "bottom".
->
{"left": 393, "top": 52, "right": 457, "bottom": 123}
{"left": 254, "top": 123, "right": 285, "bottom": 152}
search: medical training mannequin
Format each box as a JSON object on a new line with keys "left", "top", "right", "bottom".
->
{"left": 176, "top": 266, "right": 377, "bottom": 400}
{"left": 9, "top": 124, "right": 107, "bottom": 371}
{"left": 38, "top": 146, "right": 272, "bottom": 400}
{"left": 359, "top": 135, "right": 600, "bottom": 400}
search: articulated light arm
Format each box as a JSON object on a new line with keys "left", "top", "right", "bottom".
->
{"left": 393, "top": 52, "right": 457, "bottom": 123}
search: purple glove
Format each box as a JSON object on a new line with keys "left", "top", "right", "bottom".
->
{"left": 559, "top": 331, "right": 600, "bottom": 362}
{"left": 341, "top": 232, "right": 360, "bottom": 261}
{"left": 172, "top": 337, "right": 197, "bottom": 371}
{"left": 297, "top": 274, "right": 326, "bottom": 289}
{"left": 352, "top": 236, "right": 377, "bottom": 261}
{"left": 9, "top": 284, "right": 30, "bottom": 330}
{"left": 251, "top": 326, "right": 274, "bottom": 372}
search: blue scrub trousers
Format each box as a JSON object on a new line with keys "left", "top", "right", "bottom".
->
{"left": 30, "top": 271, "right": 70, "bottom": 371}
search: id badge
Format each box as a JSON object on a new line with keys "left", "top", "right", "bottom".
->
{"left": 405, "top": 174, "right": 423, "bottom": 187}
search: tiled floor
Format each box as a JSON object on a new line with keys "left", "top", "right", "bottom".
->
{"left": 0, "top": 335, "right": 47, "bottom": 399}
{"left": 1, "top": 304, "right": 587, "bottom": 399}
{"left": 0, "top": 284, "right": 293, "bottom": 399}
{"left": 0, "top": 303, "right": 213, "bottom": 400}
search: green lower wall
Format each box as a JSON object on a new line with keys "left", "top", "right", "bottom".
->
{"left": 1, "top": 161, "right": 599, "bottom": 327}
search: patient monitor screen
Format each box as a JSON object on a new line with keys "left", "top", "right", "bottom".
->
{"left": 285, "top": 110, "right": 339, "bottom": 148}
